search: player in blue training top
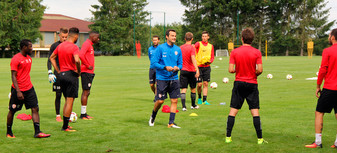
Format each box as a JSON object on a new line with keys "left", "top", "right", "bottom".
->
{"left": 148, "top": 35, "right": 160, "bottom": 102}
{"left": 148, "top": 29, "right": 183, "bottom": 128}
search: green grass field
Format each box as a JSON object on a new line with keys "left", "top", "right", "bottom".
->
{"left": 0, "top": 56, "right": 336, "bottom": 153}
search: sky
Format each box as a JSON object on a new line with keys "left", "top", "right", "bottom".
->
{"left": 42, "top": 0, "right": 337, "bottom": 26}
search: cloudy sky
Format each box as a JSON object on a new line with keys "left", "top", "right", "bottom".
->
{"left": 42, "top": 0, "right": 337, "bottom": 26}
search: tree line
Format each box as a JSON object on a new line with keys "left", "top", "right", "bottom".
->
{"left": 0, "top": 0, "right": 334, "bottom": 57}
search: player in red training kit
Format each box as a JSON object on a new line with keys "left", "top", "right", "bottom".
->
{"left": 79, "top": 31, "right": 100, "bottom": 120}
{"left": 50, "top": 27, "right": 81, "bottom": 132}
{"left": 225, "top": 28, "right": 266, "bottom": 144}
{"left": 7, "top": 39, "right": 51, "bottom": 138}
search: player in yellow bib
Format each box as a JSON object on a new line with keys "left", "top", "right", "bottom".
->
{"left": 194, "top": 31, "right": 214, "bottom": 105}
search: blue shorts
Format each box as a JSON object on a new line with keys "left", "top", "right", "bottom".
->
{"left": 156, "top": 80, "right": 180, "bottom": 100}
{"left": 149, "top": 68, "right": 156, "bottom": 84}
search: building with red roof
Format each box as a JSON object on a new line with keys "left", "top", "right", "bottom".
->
{"left": 33, "top": 14, "right": 93, "bottom": 57}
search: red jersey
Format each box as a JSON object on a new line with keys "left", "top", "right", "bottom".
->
{"left": 317, "top": 43, "right": 337, "bottom": 90}
{"left": 229, "top": 45, "right": 262, "bottom": 84}
{"left": 180, "top": 44, "right": 196, "bottom": 72}
{"left": 80, "top": 39, "right": 95, "bottom": 74}
{"left": 195, "top": 41, "right": 214, "bottom": 67}
{"left": 10, "top": 53, "right": 33, "bottom": 91}
{"left": 54, "top": 41, "right": 79, "bottom": 72}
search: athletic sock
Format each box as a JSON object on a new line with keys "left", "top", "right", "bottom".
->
{"left": 81, "top": 106, "right": 87, "bottom": 115}
{"left": 335, "top": 134, "right": 337, "bottom": 146}
{"left": 226, "top": 115, "right": 235, "bottom": 137}
{"left": 198, "top": 93, "right": 201, "bottom": 99}
{"left": 181, "top": 93, "right": 186, "bottom": 108}
{"left": 7, "top": 125, "right": 13, "bottom": 135}
{"left": 253, "top": 116, "right": 262, "bottom": 138}
{"left": 55, "top": 92, "right": 61, "bottom": 115}
{"left": 33, "top": 122, "right": 41, "bottom": 135}
{"left": 151, "top": 110, "right": 158, "bottom": 122}
{"left": 169, "top": 112, "right": 176, "bottom": 124}
{"left": 315, "top": 133, "right": 322, "bottom": 145}
{"left": 203, "top": 95, "right": 207, "bottom": 102}
{"left": 62, "top": 116, "right": 70, "bottom": 130}
{"left": 191, "top": 93, "right": 196, "bottom": 107}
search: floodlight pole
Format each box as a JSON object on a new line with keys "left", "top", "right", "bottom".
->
{"left": 236, "top": 10, "right": 239, "bottom": 46}
{"left": 133, "top": 10, "right": 136, "bottom": 56}
{"left": 149, "top": 12, "right": 152, "bottom": 46}
{"left": 149, "top": 11, "right": 166, "bottom": 43}
{"left": 164, "top": 12, "right": 166, "bottom": 42}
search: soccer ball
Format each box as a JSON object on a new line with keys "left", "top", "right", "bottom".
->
{"left": 222, "top": 77, "right": 229, "bottom": 83}
{"left": 267, "top": 74, "right": 273, "bottom": 79}
{"left": 69, "top": 112, "right": 78, "bottom": 123}
{"left": 219, "top": 57, "right": 223, "bottom": 61}
{"left": 210, "top": 82, "right": 218, "bottom": 89}
{"left": 286, "top": 74, "right": 293, "bottom": 80}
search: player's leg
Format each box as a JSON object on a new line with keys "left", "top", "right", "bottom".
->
{"left": 306, "top": 89, "right": 333, "bottom": 148}
{"left": 190, "top": 71, "right": 198, "bottom": 109}
{"left": 149, "top": 68, "right": 156, "bottom": 103}
{"left": 55, "top": 91, "right": 62, "bottom": 122}
{"left": 149, "top": 80, "right": 167, "bottom": 126}
{"left": 202, "top": 67, "right": 211, "bottom": 105}
{"left": 180, "top": 70, "right": 188, "bottom": 111}
{"left": 6, "top": 110, "right": 15, "bottom": 138}
{"left": 181, "top": 88, "right": 187, "bottom": 111}
{"left": 7, "top": 88, "right": 19, "bottom": 138}
{"left": 333, "top": 112, "right": 337, "bottom": 148}
{"left": 167, "top": 80, "right": 181, "bottom": 128}
{"left": 61, "top": 71, "right": 78, "bottom": 131}
{"left": 62, "top": 97, "right": 75, "bottom": 130}
{"left": 80, "top": 73, "right": 95, "bottom": 119}
{"left": 226, "top": 81, "right": 244, "bottom": 143}
{"left": 197, "top": 67, "right": 203, "bottom": 104}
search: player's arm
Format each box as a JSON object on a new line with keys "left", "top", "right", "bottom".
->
{"left": 11, "top": 70, "right": 24, "bottom": 100}
{"left": 206, "top": 45, "right": 215, "bottom": 65}
{"left": 79, "top": 45, "right": 92, "bottom": 70}
{"left": 256, "top": 64, "right": 263, "bottom": 76}
{"left": 191, "top": 55, "right": 199, "bottom": 78}
{"left": 50, "top": 52, "right": 60, "bottom": 74}
{"left": 228, "top": 64, "right": 235, "bottom": 73}
{"left": 148, "top": 48, "right": 151, "bottom": 61}
{"left": 316, "top": 50, "right": 328, "bottom": 98}
{"left": 47, "top": 45, "right": 57, "bottom": 83}
{"left": 174, "top": 50, "right": 183, "bottom": 72}
{"left": 74, "top": 54, "right": 81, "bottom": 75}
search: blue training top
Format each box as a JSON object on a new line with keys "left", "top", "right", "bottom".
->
{"left": 148, "top": 45, "right": 158, "bottom": 69}
{"left": 151, "top": 42, "right": 183, "bottom": 81}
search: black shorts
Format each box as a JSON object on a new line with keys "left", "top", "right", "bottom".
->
{"left": 197, "top": 67, "right": 211, "bottom": 82}
{"left": 316, "top": 88, "right": 337, "bottom": 113}
{"left": 180, "top": 70, "right": 197, "bottom": 89}
{"left": 156, "top": 80, "right": 180, "bottom": 100}
{"left": 9, "top": 87, "right": 38, "bottom": 112}
{"left": 149, "top": 68, "right": 156, "bottom": 84}
{"left": 81, "top": 72, "right": 95, "bottom": 90}
{"left": 230, "top": 81, "right": 260, "bottom": 110}
{"left": 52, "top": 72, "right": 61, "bottom": 92}
{"left": 59, "top": 71, "right": 79, "bottom": 98}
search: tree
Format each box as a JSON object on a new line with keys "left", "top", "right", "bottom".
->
{"left": 89, "top": 0, "right": 149, "bottom": 55}
{"left": 0, "top": 0, "right": 45, "bottom": 57}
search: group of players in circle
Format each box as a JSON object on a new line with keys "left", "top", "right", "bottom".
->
{"left": 147, "top": 28, "right": 337, "bottom": 147}
{"left": 6, "top": 27, "right": 99, "bottom": 138}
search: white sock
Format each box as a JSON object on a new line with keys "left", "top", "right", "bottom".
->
{"left": 81, "top": 106, "right": 87, "bottom": 114}
{"left": 335, "top": 134, "right": 337, "bottom": 145}
{"left": 315, "top": 133, "right": 322, "bottom": 145}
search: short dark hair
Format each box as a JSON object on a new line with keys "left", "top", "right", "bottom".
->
{"left": 153, "top": 35, "right": 160, "bottom": 40}
{"left": 89, "top": 31, "right": 99, "bottom": 35}
{"left": 20, "top": 39, "right": 31, "bottom": 49}
{"left": 165, "top": 29, "right": 176, "bottom": 37}
{"left": 185, "top": 32, "right": 193, "bottom": 41}
{"left": 59, "top": 27, "right": 68, "bottom": 34}
{"left": 241, "top": 28, "right": 255, "bottom": 44}
{"left": 202, "top": 31, "right": 209, "bottom": 36}
{"left": 69, "top": 27, "right": 79, "bottom": 36}
{"left": 331, "top": 28, "right": 337, "bottom": 39}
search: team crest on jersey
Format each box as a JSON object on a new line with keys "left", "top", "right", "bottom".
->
{"left": 175, "top": 51, "right": 178, "bottom": 55}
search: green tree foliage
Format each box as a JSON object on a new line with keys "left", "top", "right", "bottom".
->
{"left": 180, "top": 0, "right": 334, "bottom": 56}
{"left": 0, "top": 0, "right": 45, "bottom": 57}
{"left": 89, "top": 0, "right": 149, "bottom": 55}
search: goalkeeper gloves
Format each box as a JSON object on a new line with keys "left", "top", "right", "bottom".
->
{"left": 48, "top": 70, "right": 57, "bottom": 83}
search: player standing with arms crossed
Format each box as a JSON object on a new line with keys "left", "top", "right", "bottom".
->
{"left": 305, "top": 28, "right": 337, "bottom": 149}
{"left": 225, "top": 28, "right": 266, "bottom": 144}
{"left": 7, "top": 39, "right": 51, "bottom": 138}
{"left": 47, "top": 27, "right": 68, "bottom": 122}
{"left": 79, "top": 31, "right": 99, "bottom": 120}
{"left": 180, "top": 32, "right": 199, "bottom": 111}
{"left": 195, "top": 31, "right": 214, "bottom": 105}
{"left": 148, "top": 29, "right": 183, "bottom": 128}
{"left": 148, "top": 35, "right": 160, "bottom": 102}
{"left": 50, "top": 27, "right": 81, "bottom": 132}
